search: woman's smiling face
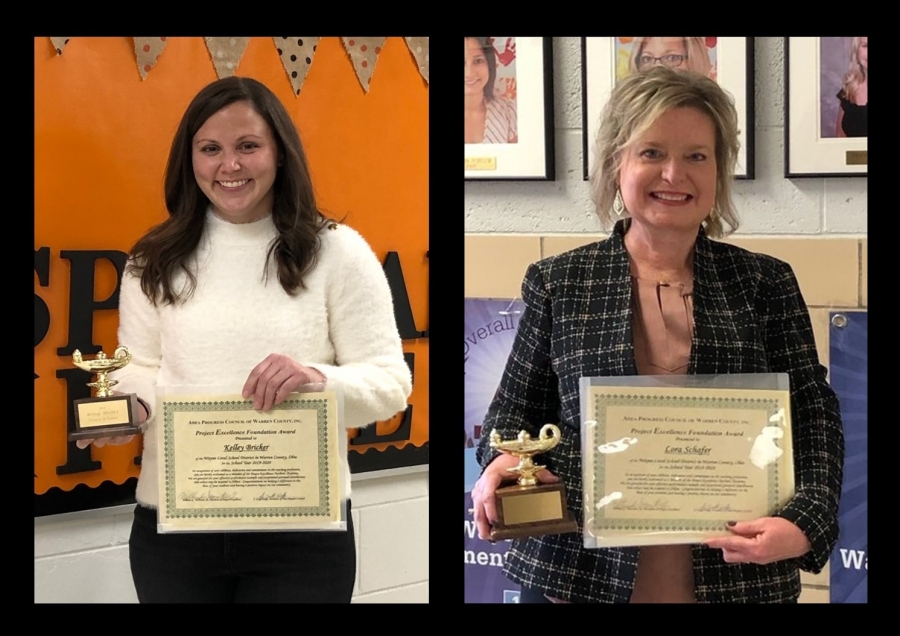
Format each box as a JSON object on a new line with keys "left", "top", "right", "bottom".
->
{"left": 618, "top": 107, "right": 717, "bottom": 235}
{"left": 465, "top": 38, "right": 490, "bottom": 98}
{"left": 191, "top": 101, "right": 279, "bottom": 224}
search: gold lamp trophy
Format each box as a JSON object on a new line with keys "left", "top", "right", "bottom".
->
{"left": 488, "top": 424, "right": 578, "bottom": 540}
{"left": 68, "top": 346, "right": 143, "bottom": 442}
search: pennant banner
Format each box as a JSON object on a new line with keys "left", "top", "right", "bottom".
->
{"left": 134, "top": 37, "right": 169, "bottom": 80}
{"left": 49, "top": 38, "right": 71, "bottom": 56}
{"left": 274, "top": 37, "right": 320, "bottom": 96}
{"left": 45, "top": 37, "right": 428, "bottom": 95}
{"left": 204, "top": 37, "right": 250, "bottom": 78}
{"left": 342, "top": 37, "right": 386, "bottom": 92}
{"left": 405, "top": 37, "right": 429, "bottom": 83}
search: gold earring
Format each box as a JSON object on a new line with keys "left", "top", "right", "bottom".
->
{"left": 613, "top": 189, "right": 626, "bottom": 217}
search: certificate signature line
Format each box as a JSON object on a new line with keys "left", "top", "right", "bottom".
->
{"left": 179, "top": 490, "right": 242, "bottom": 502}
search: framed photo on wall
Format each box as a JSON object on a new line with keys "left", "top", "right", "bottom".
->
{"left": 464, "top": 37, "right": 555, "bottom": 180}
{"left": 582, "top": 37, "right": 755, "bottom": 180}
{"left": 785, "top": 37, "right": 867, "bottom": 177}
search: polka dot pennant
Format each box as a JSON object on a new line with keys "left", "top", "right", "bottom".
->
{"left": 49, "top": 37, "right": 71, "bottom": 56}
{"left": 204, "top": 37, "right": 250, "bottom": 78}
{"left": 133, "top": 37, "right": 169, "bottom": 80}
{"left": 341, "top": 37, "right": 386, "bottom": 93}
{"left": 274, "top": 37, "right": 320, "bottom": 96}
{"left": 404, "top": 37, "right": 429, "bottom": 84}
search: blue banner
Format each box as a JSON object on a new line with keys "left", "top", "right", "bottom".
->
{"left": 464, "top": 298, "right": 523, "bottom": 603}
{"left": 829, "top": 311, "right": 867, "bottom": 603}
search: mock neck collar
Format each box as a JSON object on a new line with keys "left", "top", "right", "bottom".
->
{"left": 205, "top": 207, "right": 277, "bottom": 246}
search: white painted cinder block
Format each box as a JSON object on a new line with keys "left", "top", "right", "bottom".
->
{"left": 753, "top": 37, "right": 786, "bottom": 128}
{"left": 552, "top": 37, "right": 585, "bottom": 130}
{"left": 465, "top": 129, "right": 600, "bottom": 235}
{"left": 34, "top": 546, "right": 137, "bottom": 603}
{"left": 730, "top": 126, "right": 824, "bottom": 235}
{"left": 34, "top": 515, "right": 121, "bottom": 558}
{"left": 352, "top": 582, "right": 429, "bottom": 603}
{"left": 823, "top": 178, "right": 869, "bottom": 234}
{"left": 357, "top": 498, "right": 429, "bottom": 594}
{"left": 351, "top": 471, "right": 428, "bottom": 508}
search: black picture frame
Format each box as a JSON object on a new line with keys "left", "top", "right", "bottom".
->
{"left": 465, "top": 37, "right": 555, "bottom": 181}
{"left": 785, "top": 37, "right": 867, "bottom": 178}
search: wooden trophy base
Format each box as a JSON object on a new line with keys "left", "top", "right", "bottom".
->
{"left": 490, "top": 481, "right": 578, "bottom": 540}
{"left": 68, "top": 394, "right": 143, "bottom": 441}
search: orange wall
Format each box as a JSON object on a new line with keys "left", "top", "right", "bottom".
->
{"left": 34, "top": 37, "right": 428, "bottom": 493}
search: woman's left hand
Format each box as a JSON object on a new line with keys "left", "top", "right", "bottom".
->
{"left": 703, "top": 517, "right": 811, "bottom": 565}
{"left": 242, "top": 354, "right": 326, "bottom": 411}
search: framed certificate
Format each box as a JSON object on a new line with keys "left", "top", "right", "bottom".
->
{"left": 156, "top": 387, "right": 345, "bottom": 533}
{"left": 785, "top": 37, "right": 867, "bottom": 177}
{"left": 464, "top": 37, "right": 555, "bottom": 180}
{"left": 580, "top": 374, "right": 794, "bottom": 548}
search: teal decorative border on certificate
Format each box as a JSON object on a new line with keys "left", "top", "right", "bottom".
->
{"left": 161, "top": 396, "right": 334, "bottom": 521}
{"left": 590, "top": 393, "right": 785, "bottom": 533}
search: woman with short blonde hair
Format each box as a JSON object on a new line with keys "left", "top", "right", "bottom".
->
{"left": 590, "top": 66, "right": 740, "bottom": 238}
{"left": 471, "top": 65, "right": 843, "bottom": 604}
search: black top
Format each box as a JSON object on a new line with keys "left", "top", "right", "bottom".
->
{"left": 838, "top": 90, "right": 867, "bottom": 137}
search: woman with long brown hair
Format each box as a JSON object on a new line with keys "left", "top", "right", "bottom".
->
{"left": 465, "top": 37, "right": 518, "bottom": 144}
{"left": 77, "top": 76, "right": 412, "bottom": 603}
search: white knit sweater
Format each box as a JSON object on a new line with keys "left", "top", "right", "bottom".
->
{"left": 112, "top": 210, "right": 412, "bottom": 509}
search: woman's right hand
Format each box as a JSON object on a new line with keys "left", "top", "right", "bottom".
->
{"left": 75, "top": 434, "right": 138, "bottom": 449}
{"left": 75, "top": 395, "right": 149, "bottom": 449}
{"left": 470, "top": 454, "right": 560, "bottom": 541}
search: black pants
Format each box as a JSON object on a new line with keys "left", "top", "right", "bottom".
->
{"left": 129, "top": 502, "right": 355, "bottom": 603}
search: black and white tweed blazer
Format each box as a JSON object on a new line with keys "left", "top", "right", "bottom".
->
{"left": 476, "top": 220, "right": 844, "bottom": 603}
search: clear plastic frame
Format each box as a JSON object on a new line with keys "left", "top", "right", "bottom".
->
{"left": 581, "top": 373, "right": 794, "bottom": 548}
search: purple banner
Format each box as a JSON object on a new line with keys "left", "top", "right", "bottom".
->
{"left": 829, "top": 311, "right": 867, "bottom": 603}
{"left": 464, "top": 298, "right": 523, "bottom": 603}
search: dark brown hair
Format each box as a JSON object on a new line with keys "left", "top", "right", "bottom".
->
{"left": 465, "top": 37, "right": 497, "bottom": 102}
{"left": 130, "top": 76, "right": 329, "bottom": 305}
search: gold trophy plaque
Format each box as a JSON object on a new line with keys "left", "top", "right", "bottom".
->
{"left": 68, "top": 346, "right": 143, "bottom": 442}
{"left": 489, "top": 424, "right": 578, "bottom": 540}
